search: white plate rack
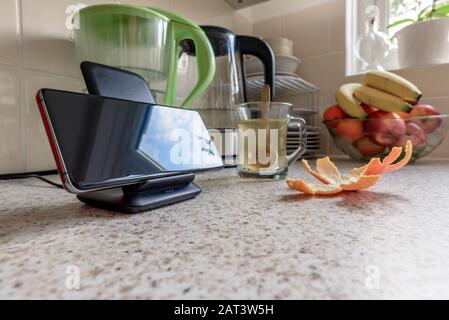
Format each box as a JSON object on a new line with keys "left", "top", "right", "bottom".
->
{"left": 246, "top": 72, "right": 319, "bottom": 101}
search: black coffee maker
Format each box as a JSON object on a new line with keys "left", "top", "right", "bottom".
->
{"left": 179, "top": 26, "right": 275, "bottom": 165}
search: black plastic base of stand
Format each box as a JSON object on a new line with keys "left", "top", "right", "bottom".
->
{"left": 77, "top": 173, "right": 201, "bottom": 214}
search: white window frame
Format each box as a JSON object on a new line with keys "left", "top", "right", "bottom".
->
{"left": 346, "top": 0, "right": 397, "bottom": 76}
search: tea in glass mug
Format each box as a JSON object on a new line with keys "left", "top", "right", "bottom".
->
{"left": 237, "top": 103, "right": 306, "bottom": 180}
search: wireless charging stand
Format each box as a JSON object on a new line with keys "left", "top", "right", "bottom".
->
{"left": 76, "top": 173, "right": 201, "bottom": 214}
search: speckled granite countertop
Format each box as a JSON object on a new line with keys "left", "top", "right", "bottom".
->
{"left": 1, "top": 159, "right": 449, "bottom": 299}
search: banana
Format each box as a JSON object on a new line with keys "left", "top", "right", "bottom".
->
{"left": 354, "top": 85, "right": 413, "bottom": 113}
{"left": 335, "top": 83, "right": 367, "bottom": 119}
{"left": 365, "top": 70, "right": 422, "bottom": 104}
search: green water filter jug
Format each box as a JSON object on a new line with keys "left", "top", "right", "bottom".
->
{"left": 74, "top": 4, "right": 215, "bottom": 108}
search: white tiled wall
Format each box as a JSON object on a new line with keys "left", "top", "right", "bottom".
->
{"left": 253, "top": 0, "right": 449, "bottom": 159}
{"left": 1, "top": 0, "right": 448, "bottom": 175}
{"left": 0, "top": 65, "right": 22, "bottom": 173}
{"left": 0, "top": 0, "right": 252, "bottom": 174}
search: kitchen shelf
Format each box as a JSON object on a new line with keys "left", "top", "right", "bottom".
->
{"left": 246, "top": 73, "right": 319, "bottom": 101}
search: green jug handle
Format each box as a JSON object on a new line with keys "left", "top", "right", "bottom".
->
{"left": 165, "top": 22, "right": 216, "bottom": 108}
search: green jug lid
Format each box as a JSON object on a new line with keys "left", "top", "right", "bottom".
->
{"left": 79, "top": 4, "right": 169, "bottom": 21}
{"left": 149, "top": 7, "right": 202, "bottom": 30}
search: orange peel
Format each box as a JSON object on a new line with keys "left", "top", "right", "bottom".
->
{"left": 287, "top": 140, "right": 413, "bottom": 196}
{"left": 316, "top": 157, "right": 342, "bottom": 184}
{"left": 359, "top": 140, "right": 412, "bottom": 175}
{"left": 287, "top": 179, "right": 343, "bottom": 195}
{"left": 302, "top": 158, "right": 332, "bottom": 184}
{"left": 340, "top": 175, "right": 381, "bottom": 191}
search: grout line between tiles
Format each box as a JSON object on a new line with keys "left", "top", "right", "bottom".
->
{"left": 300, "top": 51, "right": 342, "bottom": 62}
{"left": 21, "top": 67, "right": 81, "bottom": 82}
{"left": 15, "top": 0, "right": 26, "bottom": 173}
{"left": 0, "top": 67, "right": 80, "bottom": 84}
{"left": 420, "top": 95, "right": 449, "bottom": 100}
{"left": 326, "top": 1, "right": 332, "bottom": 156}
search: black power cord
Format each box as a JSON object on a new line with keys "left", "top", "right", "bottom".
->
{"left": 0, "top": 171, "right": 64, "bottom": 189}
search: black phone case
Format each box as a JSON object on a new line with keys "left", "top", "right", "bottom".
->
{"left": 80, "top": 61, "right": 156, "bottom": 104}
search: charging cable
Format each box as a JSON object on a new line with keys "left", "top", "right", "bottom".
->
{"left": 0, "top": 172, "right": 63, "bottom": 189}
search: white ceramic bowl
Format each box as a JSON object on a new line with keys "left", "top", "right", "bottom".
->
{"left": 264, "top": 37, "right": 294, "bottom": 56}
{"left": 245, "top": 55, "right": 301, "bottom": 74}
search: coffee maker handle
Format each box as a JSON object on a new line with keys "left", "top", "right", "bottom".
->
{"left": 236, "top": 36, "right": 276, "bottom": 102}
{"left": 166, "top": 22, "right": 216, "bottom": 108}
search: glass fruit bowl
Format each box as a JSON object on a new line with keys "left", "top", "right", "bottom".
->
{"left": 324, "top": 115, "right": 449, "bottom": 163}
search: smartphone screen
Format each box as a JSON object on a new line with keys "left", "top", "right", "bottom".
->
{"left": 38, "top": 89, "right": 223, "bottom": 192}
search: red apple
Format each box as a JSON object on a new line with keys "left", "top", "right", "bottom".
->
{"left": 396, "top": 122, "right": 427, "bottom": 148}
{"left": 409, "top": 104, "right": 442, "bottom": 133}
{"left": 323, "top": 105, "right": 347, "bottom": 128}
{"left": 355, "top": 136, "right": 386, "bottom": 157}
{"left": 364, "top": 111, "right": 406, "bottom": 146}
{"left": 362, "top": 103, "right": 378, "bottom": 115}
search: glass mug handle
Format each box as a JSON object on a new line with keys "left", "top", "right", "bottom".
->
{"left": 286, "top": 116, "right": 307, "bottom": 166}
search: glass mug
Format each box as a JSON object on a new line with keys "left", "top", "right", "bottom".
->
{"left": 236, "top": 102, "right": 307, "bottom": 180}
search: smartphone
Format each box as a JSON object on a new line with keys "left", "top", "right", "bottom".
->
{"left": 36, "top": 89, "right": 223, "bottom": 193}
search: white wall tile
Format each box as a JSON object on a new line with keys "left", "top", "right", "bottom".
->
{"left": 0, "top": 65, "right": 23, "bottom": 174}
{"left": 420, "top": 96, "right": 449, "bottom": 116}
{"left": 20, "top": 0, "right": 239, "bottom": 79}
{"left": 171, "top": 0, "right": 235, "bottom": 29}
{"left": 253, "top": 16, "right": 282, "bottom": 39}
{"left": 330, "top": 51, "right": 346, "bottom": 98}
{"left": 21, "top": 0, "right": 113, "bottom": 77}
{"left": 281, "top": 2, "right": 330, "bottom": 59}
{"left": 234, "top": 13, "right": 253, "bottom": 35}
{"left": 298, "top": 54, "right": 332, "bottom": 156}
{"left": 329, "top": 0, "right": 345, "bottom": 53}
{"left": 395, "top": 65, "right": 449, "bottom": 100}
{"left": 297, "top": 54, "right": 331, "bottom": 106}
{"left": 250, "top": 0, "right": 331, "bottom": 24}
{"left": 24, "top": 71, "right": 81, "bottom": 172}
{"left": 124, "top": 0, "right": 173, "bottom": 10}
{"left": 0, "top": 0, "right": 19, "bottom": 66}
